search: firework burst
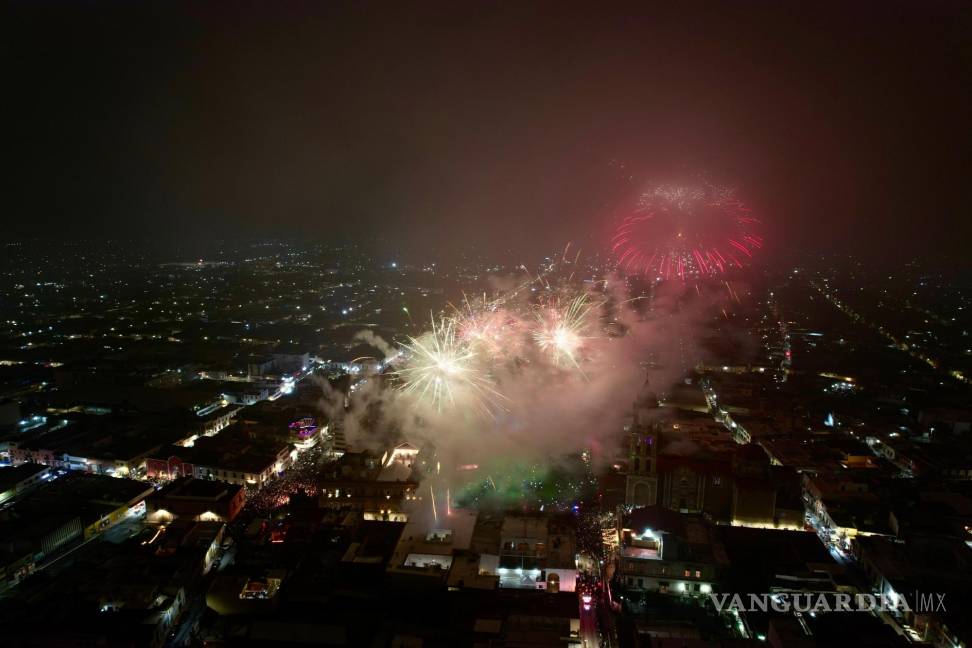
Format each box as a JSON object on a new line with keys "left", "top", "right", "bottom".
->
{"left": 395, "top": 316, "right": 505, "bottom": 416}
{"left": 612, "top": 183, "right": 763, "bottom": 280}
{"left": 533, "top": 294, "right": 598, "bottom": 371}
{"left": 453, "top": 294, "right": 525, "bottom": 361}
{"left": 390, "top": 256, "right": 609, "bottom": 415}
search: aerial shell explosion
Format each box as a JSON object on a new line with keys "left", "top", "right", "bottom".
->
{"left": 392, "top": 279, "right": 607, "bottom": 417}
{"left": 612, "top": 183, "right": 763, "bottom": 280}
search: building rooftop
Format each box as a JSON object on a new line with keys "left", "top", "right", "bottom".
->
{"left": 718, "top": 526, "right": 837, "bottom": 593}
{"left": 0, "top": 463, "right": 48, "bottom": 491}
{"left": 388, "top": 508, "right": 479, "bottom": 573}
{"left": 152, "top": 423, "right": 292, "bottom": 475}
{"left": 28, "top": 472, "right": 154, "bottom": 507}
{"left": 156, "top": 477, "right": 243, "bottom": 501}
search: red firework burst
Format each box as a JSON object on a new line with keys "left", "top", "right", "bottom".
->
{"left": 612, "top": 184, "right": 763, "bottom": 279}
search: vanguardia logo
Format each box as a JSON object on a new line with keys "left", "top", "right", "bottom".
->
{"left": 709, "top": 592, "right": 946, "bottom": 614}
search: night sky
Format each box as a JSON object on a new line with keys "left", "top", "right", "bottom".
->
{"left": 5, "top": 1, "right": 971, "bottom": 265}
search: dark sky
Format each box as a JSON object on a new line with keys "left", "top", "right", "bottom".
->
{"left": 5, "top": 1, "right": 971, "bottom": 265}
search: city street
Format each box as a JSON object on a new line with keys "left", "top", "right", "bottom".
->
{"left": 574, "top": 452, "right": 615, "bottom": 648}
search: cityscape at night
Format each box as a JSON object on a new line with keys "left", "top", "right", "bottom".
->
{"left": 2, "top": 2, "right": 971, "bottom": 647}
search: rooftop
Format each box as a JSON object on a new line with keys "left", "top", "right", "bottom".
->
{"left": 0, "top": 463, "right": 49, "bottom": 491}
{"left": 156, "top": 477, "right": 243, "bottom": 501}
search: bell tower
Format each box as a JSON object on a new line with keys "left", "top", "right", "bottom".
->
{"left": 625, "top": 377, "right": 659, "bottom": 506}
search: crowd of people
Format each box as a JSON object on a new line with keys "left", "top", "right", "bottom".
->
{"left": 230, "top": 440, "right": 330, "bottom": 534}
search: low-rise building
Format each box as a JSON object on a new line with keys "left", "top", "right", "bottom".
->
{"left": 0, "top": 463, "right": 50, "bottom": 505}
{"left": 616, "top": 506, "right": 727, "bottom": 597}
{"left": 147, "top": 477, "right": 245, "bottom": 524}
{"left": 145, "top": 423, "right": 295, "bottom": 486}
{"left": 0, "top": 518, "right": 223, "bottom": 648}
{"left": 493, "top": 514, "right": 579, "bottom": 592}
{"left": 0, "top": 472, "right": 153, "bottom": 584}
{"left": 386, "top": 509, "right": 479, "bottom": 582}
{"left": 319, "top": 450, "right": 417, "bottom": 519}
{"left": 857, "top": 534, "right": 972, "bottom": 647}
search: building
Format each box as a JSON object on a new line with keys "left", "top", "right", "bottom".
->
{"left": 494, "top": 514, "right": 579, "bottom": 592}
{"left": 615, "top": 506, "right": 726, "bottom": 596}
{"left": 804, "top": 474, "right": 894, "bottom": 549}
{"left": 176, "top": 403, "right": 241, "bottom": 446}
{"left": 856, "top": 534, "right": 972, "bottom": 647}
{"left": 386, "top": 509, "right": 479, "bottom": 583}
{"left": 145, "top": 423, "right": 295, "bottom": 486}
{"left": 235, "top": 399, "right": 329, "bottom": 449}
{"left": 0, "top": 509, "right": 82, "bottom": 583}
{"left": 615, "top": 405, "right": 802, "bottom": 529}
{"left": 5, "top": 412, "right": 193, "bottom": 477}
{"left": 624, "top": 414, "right": 660, "bottom": 507}
{"left": 657, "top": 455, "right": 732, "bottom": 517}
{"left": 319, "top": 450, "right": 418, "bottom": 519}
{"left": 382, "top": 506, "right": 581, "bottom": 596}
{"left": 0, "top": 463, "right": 50, "bottom": 505}
{"left": 272, "top": 346, "right": 310, "bottom": 374}
{"left": 717, "top": 525, "right": 841, "bottom": 597}
{"left": 222, "top": 383, "right": 272, "bottom": 405}
{"left": 245, "top": 355, "right": 275, "bottom": 378}
{"left": 33, "top": 472, "right": 154, "bottom": 538}
{"left": 383, "top": 441, "right": 419, "bottom": 468}
{"left": 147, "top": 477, "right": 246, "bottom": 524}
{"left": 0, "top": 519, "right": 225, "bottom": 648}
{"left": 0, "top": 473, "right": 152, "bottom": 584}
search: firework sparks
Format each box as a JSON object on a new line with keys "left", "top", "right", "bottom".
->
{"left": 460, "top": 312, "right": 502, "bottom": 352}
{"left": 533, "top": 294, "right": 597, "bottom": 370}
{"left": 453, "top": 293, "right": 521, "bottom": 360}
{"left": 390, "top": 257, "right": 608, "bottom": 415}
{"left": 395, "top": 315, "right": 504, "bottom": 415}
{"left": 612, "top": 182, "right": 763, "bottom": 280}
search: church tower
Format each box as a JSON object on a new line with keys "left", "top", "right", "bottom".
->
{"left": 625, "top": 376, "right": 659, "bottom": 507}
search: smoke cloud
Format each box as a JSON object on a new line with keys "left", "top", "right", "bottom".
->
{"left": 323, "top": 275, "right": 724, "bottom": 476}
{"left": 351, "top": 330, "right": 396, "bottom": 360}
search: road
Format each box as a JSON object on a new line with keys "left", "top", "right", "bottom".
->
{"left": 700, "top": 376, "right": 750, "bottom": 444}
{"left": 573, "top": 450, "right": 616, "bottom": 648}
{"left": 579, "top": 593, "right": 599, "bottom": 647}
{"left": 810, "top": 278, "right": 967, "bottom": 384}
{"left": 165, "top": 589, "right": 209, "bottom": 648}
